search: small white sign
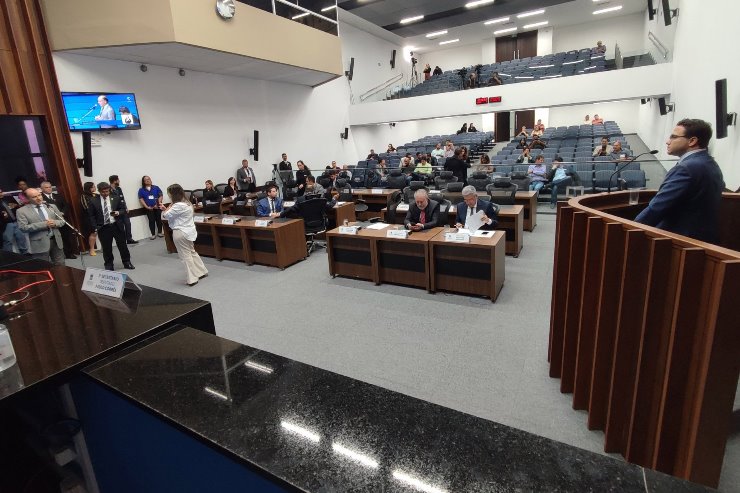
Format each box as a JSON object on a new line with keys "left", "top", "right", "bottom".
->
{"left": 387, "top": 229, "right": 410, "bottom": 239}
{"left": 396, "top": 203, "right": 409, "bottom": 211}
{"left": 221, "top": 217, "right": 235, "bottom": 225}
{"left": 445, "top": 232, "right": 470, "bottom": 243}
{"left": 339, "top": 226, "right": 359, "bottom": 235}
{"left": 81, "top": 268, "right": 126, "bottom": 299}
{"left": 283, "top": 201, "right": 295, "bottom": 207}
{"left": 255, "top": 219, "right": 272, "bottom": 227}
{"left": 371, "top": 189, "right": 384, "bottom": 194}
{"left": 193, "top": 215, "right": 205, "bottom": 223}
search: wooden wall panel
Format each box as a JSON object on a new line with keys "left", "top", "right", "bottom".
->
{"left": 0, "top": 0, "right": 83, "bottom": 248}
{"left": 548, "top": 205, "right": 573, "bottom": 374}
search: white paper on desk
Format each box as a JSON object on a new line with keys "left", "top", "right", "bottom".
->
{"left": 336, "top": 201, "right": 347, "bottom": 205}
{"left": 464, "top": 211, "right": 486, "bottom": 232}
{"left": 366, "top": 223, "right": 389, "bottom": 230}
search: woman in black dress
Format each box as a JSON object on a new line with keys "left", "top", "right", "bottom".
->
{"left": 223, "top": 177, "right": 239, "bottom": 198}
{"left": 79, "top": 181, "right": 98, "bottom": 255}
{"left": 295, "top": 160, "right": 309, "bottom": 196}
{"left": 203, "top": 180, "right": 221, "bottom": 202}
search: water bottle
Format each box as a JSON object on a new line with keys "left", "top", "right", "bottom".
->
{"left": 0, "top": 324, "right": 17, "bottom": 371}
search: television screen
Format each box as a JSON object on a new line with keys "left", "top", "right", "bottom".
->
{"left": 61, "top": 92, "right": 142, "bottom": 131}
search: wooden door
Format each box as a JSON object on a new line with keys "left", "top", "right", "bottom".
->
{"left": 516, "top": 31, "right": 538, "bottom": 59}
{"left": 495, "top": 35, "right": 517, "bottom": 62}
{"left": 495, "top": 112, "right": 511, "bottom": 142}
{"left": 515, "top": 110, "right": 535, "bottom": 132}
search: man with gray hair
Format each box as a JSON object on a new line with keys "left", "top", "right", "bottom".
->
{"left": 609, "top": 140, "right": 633, "bottom": 161}
{"left": 455, "top": 185, "right": 498, "bottom": 231}
{"left": 16, "top": 188, "right": 66, "bottom": 265}
{"left": 404, "top": 189, "right": 440, "bottom": 231}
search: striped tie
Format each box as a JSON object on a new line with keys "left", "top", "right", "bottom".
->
{"left": 103, "top": 199, "right": 110, "bottom": 225}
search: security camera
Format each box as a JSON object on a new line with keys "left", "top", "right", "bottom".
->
{"left": 140, "top": 64, "right": 148, "bottom": 72}
{"left": 178, "top": 68, "right": 186, "bottom": 76}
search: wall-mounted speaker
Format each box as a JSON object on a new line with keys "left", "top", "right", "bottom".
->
{"left": 647, "top": 0, "right": 656, "bottom": 21}
{"left": 715, "top": 79, "right": 737, "bottom": 139}
{"left": 661, "top": 0, "right": 678, "bottom": 26}
{"left": 345, "top": 57, "right": 354, "bottom": 80}
{"left": 82, "top": 131, "right": 93, "bottom": 177}
{"left": 390, "top": 50, "right": 396, "bottom": 69}
{"left": 249, "top": 130, "right": 259, "bottom": 161}
{"left": 340, "top": 127, "right": 348, "bottom": 140}
{"left": 658, "top": 97, "right": 673, "bottom": 116}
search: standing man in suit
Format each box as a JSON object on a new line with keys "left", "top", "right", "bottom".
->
{"left": 278, "top": 153, "right": 293, "bottom": 183}
{"left": 88, "top": 182, "right": 135, "bottom": 271}
{"left": 0, "top": 189, "right": 29, "bottom": 254}
{"left": 256, "top": 185, "right": 283, "bottom": 218}
{"left": 404, "top": 189, "right": 440, "bottom": 231}
{"left": 455, "top": 185, "right": 498, "bottom": 231}
{"left": 109, "top": 175, "right": 138, "bottom": 245}
{"left": 39, "top": 181, "right": 78, "bottom": 259}
{"left": 16, "top": 188, "right": 65, "bottom": 265}
{"left": 94, "top": 95, "right": 116, "bottom": 129}
{"left": 635, "top": 119, "right": 725, "bottom": 243}
{"left": 236, "top": 159, "right": 256, "bottom": 193}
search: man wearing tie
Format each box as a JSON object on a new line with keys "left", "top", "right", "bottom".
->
{"left": 455, "top": 185, "right": 498, "bottom": 231}
{"left": 256, "top": 185, "right": 283, "bottom": 218}
{"left": 39, "top": 181, "right": 78, "bottom": 259}
{"left": 404, "top": 189, "right": 440, "bottom": 231}
{"left": 0, "top": 189, "right": 29, "bottom": 255}
{"left": 87, "top": 182, "right": 134, "bottom": 271}
{"left": 236, "top": 159, "right": 256, "bottom": 193}
{"left": 16, "top": 188, "right": 65, "bottom": 265}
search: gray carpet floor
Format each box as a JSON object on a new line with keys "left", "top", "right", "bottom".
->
{"left": 65, "top": 213, "right": 738, "bottom": 492}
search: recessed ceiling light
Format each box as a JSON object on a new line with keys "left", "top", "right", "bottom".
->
{"left": 465, "top": 0, "right": 495, "bottom": 8}
{"left": 593, "top": 5, "right": 623, "bottom": 14}
{"left": 321, "top": 5, "right": 336, "bottom": 12}
{"left": 484, "top": 16, "right": 510, "bottom": 25}
{"left": 426, "top": 30, "right": 448, "bottom": 38}
{"left": 517, "top": 9, "right": 545, "bottom": 18}
{"left": 494, "top": 27, "right": 517, "bottom": 35}
{"left": 523, "top": 21, "right": 548, "bottom": 29}
{"left": 400, "top": 14, "right": 424, "bottom": 24}
{"left": 292, "top": 12, "right": 310, "bottom": 19}
{"left": 439, "top": 39, "right": 460, "bottom": 45}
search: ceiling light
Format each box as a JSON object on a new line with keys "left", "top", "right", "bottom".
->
{"left": 321, "top": 5, "right": 336, "bottom": 12}
{"left": 426, "top": 30, "right": 448, "bottom": 38}
{"left": 400, "top": 15, "right": 424, "bottom": 24}
{"left": 517, "top": 9, "right": 545, "bottom": 18}
{"left": 465, "top": 0, "right": 495, "bottom": 8}
{"left": 439, "top": 39, "right": 459, "bottom": 45}
{"left": 594, "top": 5, "right": 623, "bottom": 14}
{"left": 494, "top": 27, "right": 517, "bottom": 35}
{"left": 292, "top": 12, "right": 310, "bottom": 19}
{"left": 484, "top": 16, "right": 510, "bottom": 25}
{"left": 523, "top": 21, "right": 548, "bottom": 29}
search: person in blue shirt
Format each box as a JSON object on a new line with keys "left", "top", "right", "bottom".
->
{"left": 547, "top": 156, "right": 571, "bottom": 208}
{"left": 138, "top": 175, "right": 164, "bottom": 239}
{"left": 256, "top": 185, "right": 283, "bottom": 218}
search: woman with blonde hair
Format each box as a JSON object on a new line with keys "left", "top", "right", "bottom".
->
{"left": 162, "top": 184, "right": 208, "bottom": 286}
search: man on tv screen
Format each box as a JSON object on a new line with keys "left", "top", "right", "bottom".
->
{"left": 94, "top": 95, "right": 116, "bottom": 128}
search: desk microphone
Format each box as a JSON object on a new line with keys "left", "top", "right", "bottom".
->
{"left": 89, "top": 104, "right": 98, "bottom": 110}
{"left": 607, "top": 150, "right": 658, "bottom": 193}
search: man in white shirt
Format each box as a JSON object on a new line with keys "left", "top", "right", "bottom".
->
{"left": 431, "top": 143, "right": 445, "bottom": 161}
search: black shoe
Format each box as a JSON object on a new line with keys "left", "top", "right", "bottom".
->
{"left": 199, "top": 274, "right": 208, "bottom": 279}
{"left": 104, "top": 264, "right": 114, "bottom": 271}
{"left": 187, "top": 281, "right": 198, "bottom": 287}
{"left": 123, "top": 262, "right": 135, "bottom": 269}
{"left": 127, "top": 239, "right": 139, "bottom": 244}
{"left": 66, "top": 255, "right": 78, "bottom": 260}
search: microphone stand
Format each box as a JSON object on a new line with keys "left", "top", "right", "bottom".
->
{"left": 71, "top": 106, "right": 97, "bottom": 129}
{"left": 607, "top": 150, "right": 658, "bottom": 193}
{"left": 44, "top": 204, "right": 87, "bottom": 270}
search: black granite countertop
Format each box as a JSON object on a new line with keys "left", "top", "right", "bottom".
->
{"left": 0, "top": 265, "right": 213, "bottom": 402}
{"left": 85, "top": 327, "right": 714, "bottom": 492}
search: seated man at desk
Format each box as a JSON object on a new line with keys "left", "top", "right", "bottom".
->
{"left": 256, "top": 185, "right": 283, "bottom": 218}
{"left": 455, "top": 185, "right": 498, "bottom": 230}
{"left": 305, "top": 175, "right": 325, "bottom": 196}
{"left": 404, "top": 189, "right": 440, "bottom": 231}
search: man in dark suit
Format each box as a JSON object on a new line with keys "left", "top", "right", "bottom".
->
{"left": 455, "top": 185, "right": 498, "bottom": 231}
{"left": 256, "top": 185, "right": 283, "bottom": 217}
{"left": 404, "top": 189, "right": 440, "bottom": 231}
{"left": 635, "top": 119, "right": 725, "bottom": 243}
{"left": 109, "top": 175, "right": 138, "bottom": 245}
{"left": 40, "top": 181, "right": 78, "bottom": 259}
{"left": 87, "top": 182, "right": 134, "bottom": 271}
{"left": 443, "top": 148, "right": 470, "bottom": 185}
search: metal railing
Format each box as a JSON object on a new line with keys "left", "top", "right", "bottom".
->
{"left": 648, "top": 31, "right": 670, "bottom": 60}
{"left": 359, "top": 73, "right": 404, "bottom": 103}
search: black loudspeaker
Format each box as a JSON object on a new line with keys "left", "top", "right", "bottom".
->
{"left": 390, "top": 50, "right": 396, "bottom": 69}
{"left": 658, "top": 97, "right": 673, "bottom": 116}
{"left": 249, "top": 130, "right": 259, "bottom": 161}
{"left": 715, "top": 79, "right": 736, "bottom": 139}
{"left": 640, "top": 98, "right": 648, "bottom": 105}
{"left": 82, "top": 131, "right": 93, "bottom": 177}
{"left": 661, "top": 0, "right": 673, "bottom": 25}
{"left": 345, "top": 57, "right": 354, "bottom": 80}
{"left": 647, "top": 0, "right": 655, "bottom": 21}
{"left": 340, "top": 127, "right": 348, "bottom": 140}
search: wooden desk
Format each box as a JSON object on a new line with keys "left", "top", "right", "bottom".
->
{"left": 380, "top": 204, "right": 524, "bottom": 257}
{"left": 473, "top": 191, "right": 537, "bottom": 232}
{"left": 429, "top": 230, "right": 505, "bottom": 302}
{"left": 195, "top": 197, "right": 256, "bottom": 216}
{"left": 164, "top": 216, "right": 306, "bottom": 269}
{"left": 283, "top": 200, "right": 356, "bottom": 226}
{"left": 351, "top": 189, "right": 396, "bottom": 220}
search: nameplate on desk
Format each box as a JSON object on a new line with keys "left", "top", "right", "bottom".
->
{"left": 371, "top": 189, "right": 384, "bottom": 194}
{"left": 396, "top": 203, "right": 409, "bottom": 211}
{"left": 283, "top": 201, "right": 295, "bottom": 207}
{"left": 221, "top": 217, "right": 235, "bottom": 225}
{"left": 255, "top": 219, "right": 272, "bottom": 227}
{"left": 445, "top": 232, "right": 470, "bottom": 243}
{"left": 387, "top": 229, "right": 410, "bottom": 239}
{"left": 193, "top": 215, "right": 205, "bottom": 223}
{"left": 81, "top": 268, "right": 126, "bottom": 299}
{"left": 339, "top": 226, "right": 359, "bottom": 235}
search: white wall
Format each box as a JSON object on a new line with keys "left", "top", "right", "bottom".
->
{"left": 553, "top": 12, "right": 645, "bottom": 56}
{"left": 549, "top": 100, "right": 641, "bottom": 133}
{"left": 637, "top": 0, "right": 740, "bottom": 189}
{"left": 418, "top": 44, "right": 481, "bottom": 73}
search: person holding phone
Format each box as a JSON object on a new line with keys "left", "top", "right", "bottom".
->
{"left": 162, "top": 184, "right": 208, "bottom": 286}
{"left": 593, "top": 137, "right": 613, "bottom": 157}
{"left": 404, "top": 189, "right": 440, "bottom": 231}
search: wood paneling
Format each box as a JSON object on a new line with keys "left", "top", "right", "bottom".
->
{"left": 0, "top": 0, "right": 83, "bottom": 250}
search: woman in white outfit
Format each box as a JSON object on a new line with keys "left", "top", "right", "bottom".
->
{"left": 162, "top": 184, "right": 208, "bottom": 286}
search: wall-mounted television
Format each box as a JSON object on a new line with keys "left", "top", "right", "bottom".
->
{"left": 61, "top": 92, "right": 142, "bottom": 131}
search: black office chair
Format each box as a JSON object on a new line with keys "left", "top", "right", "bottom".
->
{"left": 203, "top": 198, "right": 222, "bottom": 215}
{"left": 509, "top": 171, "right": 531, "bottom": 192}
{"left": 298, "top": 197, "right": 329, "bottom": 255}
{"left": 385, "top": 190, "right": 403, "bottom": 224}
{"left": 191, "top": 189, "right": 204, "bottom": 205}
{"left": 385, "top": 169, "right": 407, "bottom": 189}
{"left": 183, "top": 190, "right": 193, "bottom": 203}
{"left": 435, "top": 171, "right": 457, "bottom": 190}
{"left": 232, "top": 197, "right": 250, "bottom": 216}
{"left": 441, "top": 182, "right": 464, "bottom": 204}
{"left": 437, "top": 198, "right": 453, "bottom": 226}
{"left": 403, "top": 181, "right": 428, "bottom": 204}
{"left": 467, "top": 171, "right": 491, "bottom": 191}
{"left": 215, "top": 183, "right": 228, "bottom": 195}
{"left": 282, "top": 178, "right": 299, "bottom": 201}
{"left": 485, "top": 178, "right": 518, "bottom": 205}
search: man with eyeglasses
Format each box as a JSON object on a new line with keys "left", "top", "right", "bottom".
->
{"left": 634, "top": 119, "right": 725, "bottom": 243}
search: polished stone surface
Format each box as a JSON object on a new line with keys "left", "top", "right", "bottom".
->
{"left": 0, "top": 265, "right": 213, "bottom": 401}
{"left": 86, "top": 327, "right": 714, "bottom": 492}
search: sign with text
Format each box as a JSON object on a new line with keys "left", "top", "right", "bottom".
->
{"left": 474, "top": 96, "right": 503, "bottom": 105}
{"left": 221, "top": 217, "right": 235, "bottom": 225}
{"left": 445, "top": 232, "right": 471, "bottom": 243}
{"left": 81, "top": 268, "right": 126, "bottom": 299}
{"left": 338, "top": 226, "right": 359, "bottom": 235}
{"left": 387, "top": 229, "right": 410, "bottom": 239}
{"left": 255, "top": 219, "right": 272, "bottom": 227}
{"left": 193, "top": 215, "right": 205, "bottom": 223}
